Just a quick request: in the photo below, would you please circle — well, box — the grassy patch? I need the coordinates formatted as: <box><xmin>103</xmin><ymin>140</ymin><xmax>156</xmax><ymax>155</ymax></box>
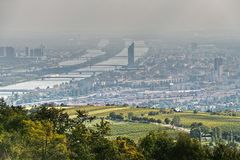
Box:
<box><xmin>106</xmin><ymin>121</ymin><xmax>177</xmax><ymax>142</ymax></box>
<box><xmin>65</xmin><ymin>106</ymin><xmax>240</xmax><ymax>135</ymax></box>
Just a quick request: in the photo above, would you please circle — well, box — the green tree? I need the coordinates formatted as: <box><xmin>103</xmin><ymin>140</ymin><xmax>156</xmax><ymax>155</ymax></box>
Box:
<box><xmin>193</xmin><ymin>110</ymin><xmax>198</xmax><ymax>114</ymax></box>
<box><xmin>211</xmin><ymin>143</ymin><xmax>240</xmax><ymax>160</ymax></box>
<box><xmin>68</xmin><ymin>123</ymin><xmax>95</xmax><ymax>160</ymax></box>
<box><xmin>212</xmin><ymin>127</ymin><xmax>222</xmax><ymax>143</ymax></box>
<box><xmin>128</xmin><ymin>112</ymin><xmax>134</xmax><ymax>121</ymax></box>
<box><xmin>171</xmin><ymin>116</ymin><xmax>181</xmax><ymax>127</ymax></box>
<box><xmin>139</xmin><ymin>131</ymin><xmax>174</xmax><ymax>160</ymax></box>
<box><xmin>0</xmin><ymin>102</ymin><xmax>28</xmax><ymax>132</ymax></box>
<box><xmin>31</xmin><ymin>106</ymin><xmax>71</xmax><ymax>134</ymax></box>
<box><xmin>113</xmin><ymin>137</ymin><xmax>144</xmax><ymax>160</ymax></box>
<box><xmin>190</xmin><ymin>127</ymin><xmax>202</xmax><ymax>141</ymax></box>
<box><xmin>164</xmin><ymin>118</ymin><xmax>171</xmax><ymax>124</ymax></box>
<box><xmin>0</xmin><ymin>131</ymin><xmax>31</xmax><ymax>159</ymax></box>
<box><xmin>95</xmin><ymin>118</ymin><xmax>111</xmax><ymax>137</ymax></box>
<box><xmin>173</xmin><ymin>133</ymin><xmax>208</xmax><ymax>160</ymax></box>
<box><xmin>73</xmin><ymin>110</ymin><xmax>95</xmax><ymax>125</ymax></box>
<box><xmin>23</xmin><ymin>120</ymin><xmax>69</xmax><ymax>160</ymax></box>
<box><xmin>68</xmin><ymin>112</ymin><xmax>112</xmax><ymax>160</ymax></box>
<box><xmin>190</xmin><ymin>123</ymin><xmax>210</xmax><ymax>142</ymax></box>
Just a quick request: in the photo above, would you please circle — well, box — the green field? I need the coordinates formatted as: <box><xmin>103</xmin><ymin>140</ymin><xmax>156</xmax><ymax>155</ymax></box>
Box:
<box><xmin>85</xmin><ymin>119</ymin><xmax>177</xmax><ymax>142</ymax></box>
<box><xmin>107</xmin><ymin>121</ymin><xmax>178</xmax><ymax>142</ymax></box>
<box><xmin>65</xmin><ymin>106</ymin><xmax>240</xmax><ymax>138</ymax></box>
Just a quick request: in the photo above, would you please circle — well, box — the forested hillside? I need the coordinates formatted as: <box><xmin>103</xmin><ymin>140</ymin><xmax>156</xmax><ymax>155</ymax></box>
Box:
<box><xmin>1</xmin><ymin>99</ymin><xmax>240</xmax><ymax>160</ymax></box>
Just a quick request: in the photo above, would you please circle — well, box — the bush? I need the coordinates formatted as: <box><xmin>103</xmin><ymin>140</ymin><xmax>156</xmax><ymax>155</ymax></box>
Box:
<box><xmin>148</xmin><ymin>111</ymin><xmax>159</xmax><ymax>116</ymax></box>
<box><xmin>193</xmin><ymin>110</ymin><xmax>198</xmax><ymax>114</ymax></box>
<box><xmin>164</xmin><ymin>118</ymin><xmax>171</xmax><ymax>124</ymax></box>
<box><xmin>108</xmin><ymin>112</ymin><xmax>124</xmax><ymax>121</ymax></box>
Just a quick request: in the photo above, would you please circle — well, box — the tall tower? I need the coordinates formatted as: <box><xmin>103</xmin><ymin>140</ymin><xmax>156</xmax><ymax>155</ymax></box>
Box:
<box><xmin>40</xmin><ymin>44</ymin><xmax>45</xmax><ymax>56</ymax></box>
<box><xmin>214</xmin><ymin>57</ymin><xmax>223</xmax><ymax>82</ymax></box>
<box><xmin>214</xmin><ymin>57</ymin><xmax>223</xmax><ymax>72</ymax></box>
<box><xmin>25</xmin><ymin>47</ymin><xmax>29</xmax><ymax>57</ymax></box>
<box><xmin>128</xmin><ymin>42</ymin><xmax>134</xmax><ymax>67</ymax></box>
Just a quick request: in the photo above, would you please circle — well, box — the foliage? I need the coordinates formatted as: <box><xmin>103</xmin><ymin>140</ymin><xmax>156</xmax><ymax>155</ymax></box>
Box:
<box><xmin>22</xmin><ymin>120</ymin><xmax>69</xmax><ymax>160</ymax></box>
<box><xmin>171</xmin><ymin>116</ymin><xmax>181</xmax><ymax>127</ymax></box>
<box><xmin>1</xmin><ymin>100</ymin><xmax>240</xmax><ymax>160</ymax></box>
<box><xmin>148</xmin><ymin>111</ymin><xmax>159</xmax><ymax>116</ymax></box>
<box><xmin>193</xmin><ymin>110</ymin><xmax>198</xmax><ymax>114</ymax></box>
<box><xmin>0</xmin><ymin>100</ymin><xmax>143</xmax><ymax>160</ymax></box>
<box><xmin>128</xmin><ymin>112</ymin><xmax>134</xmax><ymax>121</ymax></box>
<box><xmin>164</xmin><ymin>118</ymin><xmax>171</xmax><ymax>124</ymax></box>
<box><xmin>173</xmin><ymin>133</ymin><xmax>208</xmax><ymax>160</ymax></box>
<box><xmin>30</xmin><ymin>106</ymin><xmax>71</xmax><ymax>134</ymax></box>
<box><xmin>0</xmin><ymin>99</ymin><xmax>28</xmax><ymax>132</ymax></box>
<box><xmin>139</xmin><ymin>131</ymin><xmax>175</xmax><ymax>160</ymax></box>
<box><xmin>109</xmin><ymin>112</ymin><xmax>124</xmax><ymax>121</ymax></box>
<box><xmin>210</xmin><ymin>143</ymin><xmax>240</xmax><ymax>160</ymax></box>
<box><xmin>140</xmin><ymin>131</ymin><xmax>240</xmax><ymax>160</ymax></box>
<box><xmin>113</xmin><ymin>137</ymin><xmax>144</xmax><ymax>160</ymax></box>
<box><xmin>131</xmin><ymin>116</ymin><xmax>161</xmax><ymax>123</ymax></box>
<box><xmin>190</xmin><ymin>122</ymin><xmax>211</xmax><ymax>141</ymax></box>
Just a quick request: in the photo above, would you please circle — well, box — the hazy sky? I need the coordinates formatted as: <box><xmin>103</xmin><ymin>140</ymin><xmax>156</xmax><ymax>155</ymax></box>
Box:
<box><xmin>1</xmin><ymin>0</ymin><xmax>240</xmax><ymax>34</ymax></box>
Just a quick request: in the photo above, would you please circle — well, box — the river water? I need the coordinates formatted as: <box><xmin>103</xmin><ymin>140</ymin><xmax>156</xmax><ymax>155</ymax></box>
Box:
<box><xmin>0</xmin><ymin>41</ymin><xmax>148</xmax><ymax>99</ymax></box>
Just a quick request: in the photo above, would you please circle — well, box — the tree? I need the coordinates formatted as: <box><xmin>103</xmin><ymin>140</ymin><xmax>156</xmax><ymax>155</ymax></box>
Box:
<box><xmin>211</xmin><ymin>143</ymin><xmax>240</xmax><ymax>160</ymax></box>
<box><xmin>113</xmin><ymin>137</ymin><xmax>144</xmax><ymax>160</ymax></box>
<box><xmin>109</xmin><ymin>112</ymin><xmax>116</xmax><ymax>119</ymax></box>
<box><xmin>0</xmin><ymin>131</ymin><xmax>31</xmax><ymax>159</ymax></box>
<box><xmin>171</xmin><ymin>116</ymin><xmax>181</xmax><ymax>127</ymax></box>
<box><xmin>68</xmin><ymin>123</ymin><xmax>95</xmax><ymax>160</ymax></box>
<box><xmin>95</xmin><ymin>118</ymin><xmax>110</xmax><ymax>137</ymax></box>
<box><xmin>173</xmin><ymin>133</ymin><xmax>208</xmax><ymax>160</ymax></box>
<box><xmin>109</xmin><ymin>112</ymin><xmax>124</xmax><ymax>121</ymax></box>
<box><xmin>68</xmin><ymin>116</ymin><xmax>114</xmax><ymax>160</ymax></box>
<box><xmin>164</xmin><ymin>118</ymin><xmax>171</xmax><ymax>124</ymax></box>
<box><xmin>139</xmin><ymin>131</ymin><xmax>175</xmax><ymax>160</ymax></box>
<box><xmin>31</xmin><ymin>106</ymin><xmax>71</xmax><ymax>134</ymax></box>
<box><xmin>0</xmin><ymin>98</ymin><xmax>7</xmax><ymax>107</ymax></box>
<box><xmin>190</xmin><ymin>127</ymin><xmax>202</xmax><ymax>141</ymax></box>
<box><xmin>22</xmin><ymin>120</ymin><xmax>69</xmax><ymax>160</ymax></box>
<box><xmin>190</xmin><ymin>122</ymin><xmax>210</xmax><ymax>142</ymax></box>
<box><xmin>128</xmin><ymin>112</ymin><xmax>134</xmax><ymax>121</ymax></box>
<box><xmin>193</xmin><ymin>110</ymin><xmax>198</xmax><ymax>114</ymax></box>
<box><xmin>75</xmin><ymin>110</ymin><xmax>95</xmax><ymax>124</ymax></box>
<box><xmin>0</xmin><ymin>103</ymin><xmax>28</xmax><ymax>132</ymax></box>
<box><xmin>92</xmin><ymin>137</ymin><xmax>117</xmax><ymax>160</ymax></box>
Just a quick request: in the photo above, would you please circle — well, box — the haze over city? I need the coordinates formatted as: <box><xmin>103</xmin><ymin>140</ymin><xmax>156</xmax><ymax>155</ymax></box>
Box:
<box><xmin>2</xmin><ymin>1</ymin><xmax>240</xmax><ymax>159</ymax></box>
<box><xmin>1</xmin><ymin>0</ymin><xmax>240</xmax><ymax>34</ymax></box>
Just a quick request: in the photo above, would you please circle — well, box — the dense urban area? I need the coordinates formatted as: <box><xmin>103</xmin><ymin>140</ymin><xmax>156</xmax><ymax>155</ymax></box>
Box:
<box><xmin>2</xmin><ymin>0</ymin><xmax>240</xmax><ymax>159</ymax></box>
<box><xmin>1</xmin><ymin>36</ymin><xmax>240</xmax><ymax>113</ymax></box>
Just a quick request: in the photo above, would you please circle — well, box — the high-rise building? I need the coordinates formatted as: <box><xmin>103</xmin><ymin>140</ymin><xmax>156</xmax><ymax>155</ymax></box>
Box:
<box><xmin>25</xmin><ymin>47</ymin><xmax>29</xmax><ymax>57</ymax></box>
<box><xmin>128</xmin><ymin>42</ymin><xmax>134</xmax><ymax>67</ymax></box>
<box><xmin>0</xmin><ymin>47</ymin><xmax>5</xmax><ymax>57</ymax></box>
<box><xmin>33</xmin><ymin>48</ymin><xmax>43</xmax><ymax>57</ymax></box>
<box><xmin>214</xmin><ymin>57</ymin><xmax>223</xmax><ymax>72</ymax></box>
<box><xmin>5</xmin><ymin>47</ymin><xmax>16</xmax><ymax>58</ymax></box>
<box><xmin>0</xmin><ymin>46</ymin><xmax>16</xmax><ymax>58</ymax></box>
<box><xmin>40</xmin><ymin>44</ymin><xmax>45</xmax><ymax>55</ymax></box>
<box><xmin>29</xmin><ymin>46</ymin><xmax>44</xmax><ymax>57</ymax></box>
<box><xmin>30</xmin><ymin>49</ymin><xmax>34</xmax><ymax>57</ymax></box>
<box><xmin>214</xmin><ymin>57</ymin><xmax>223</xmax><ymax>82</ymax></box>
